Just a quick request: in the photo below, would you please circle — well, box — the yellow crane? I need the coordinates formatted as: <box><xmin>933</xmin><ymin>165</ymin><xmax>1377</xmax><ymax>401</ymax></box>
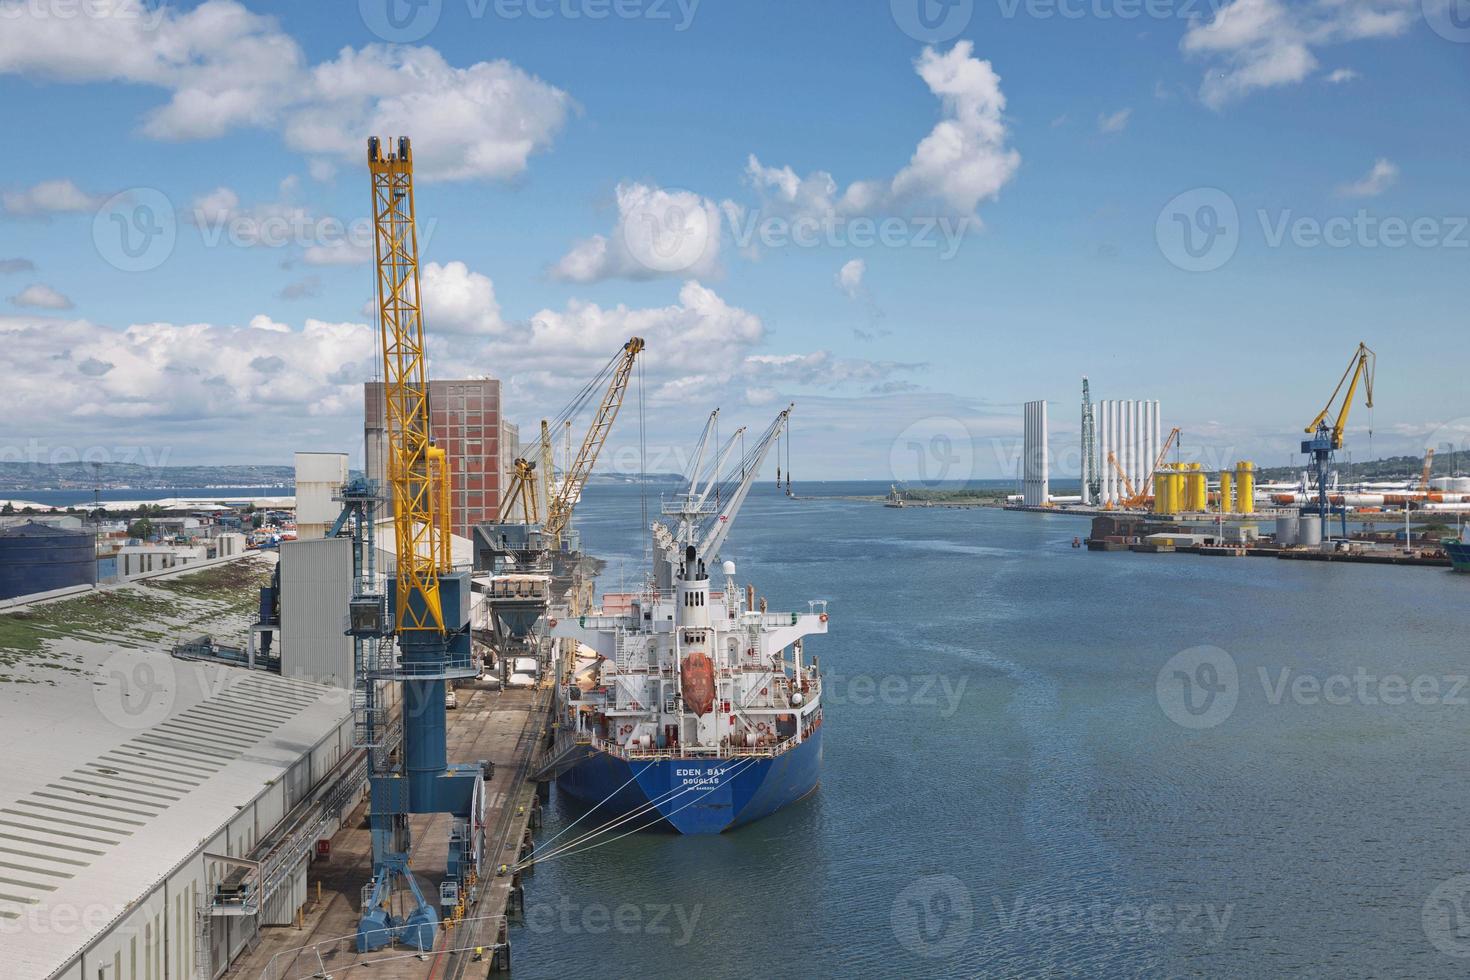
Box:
<box><xmin>1421</xmin><ymin>448</ymin><xmax>1436</xmax><ymax>492</ymax></box>
<box><xmin>1106</xmin><ymin>427</ymin><xmax>1181</xmax><ymax>509</ymax></box>
<box><xmin>368</xmin><ymin>135</ymin><xmax>446</xmax><ymax>632</ymax></box>
<box><xmin>1301</xmin><ymin>341</ymin><xmax>1375</xmax><ymax>540</ymax></box>
<box><xmin>545</xmin><ymin>337</ymin><xmax>645</xmax><ymax>542</ymax></box>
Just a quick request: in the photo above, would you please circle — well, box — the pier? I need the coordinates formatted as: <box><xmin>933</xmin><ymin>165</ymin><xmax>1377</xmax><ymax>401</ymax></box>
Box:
<box><xmin>227</xmin><ymin>681</ymin><xmax>555</xmax><ymax>980</ymax></box>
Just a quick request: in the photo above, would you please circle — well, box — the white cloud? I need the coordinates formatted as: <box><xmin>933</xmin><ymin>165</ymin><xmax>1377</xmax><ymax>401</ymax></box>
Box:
<box><xmin>1337</xmin><ymin>158</ymin><xmax>1398</xmax><ymax>198</ymax></box>
<box><xmin>0</xmin><ymin>311</ymin><xmax>376</xmax><ymax>435</ymax></box>
<box><xmin>835</xmin><ymin>259</ymin><xmax>866</xmax><ymax>299</ymax></box>
<box><xmin>10</xmin><ymin>283</ymin><xmax>72</xmax><ymax>309</ymax></box>
<box><xmin>0</xmin><ymin>1</ymin><xmax>572</xmax><ymax>182</ymax></box>
<box><xmin>2</xmin><ymin>178</ymin><xmax>105</xmax><ymax>216</ymax></box>
<box><xmin>1326</xmin><ymin>68</ymin><xmax>1360</xmax><ymax>83</ymax></box>
<box><xmin>551</xmin><ymin>183</ymin><xmax>722</xmax><ymax>283</ymax></box>
<box><xmin>420</xmin><ymin>261</ymin><xmax>503</xmax><ymax>335</ymax></box>
<box><xmin>1098</xmin><ymin>108</ymin><xmax>1132</xmax><ymax>133</ymax></box>
<box><xmin>745</xmin><ymin>41</ymin><xmax>1019</xmax><ymax>222</ymax></box>
<box><xmin>1181</xmin><ymin>0</ymin><xmax>1414</xmax><ymax>108</ymax></box>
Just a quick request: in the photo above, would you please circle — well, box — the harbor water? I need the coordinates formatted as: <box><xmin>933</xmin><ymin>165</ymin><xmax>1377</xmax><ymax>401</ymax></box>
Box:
<box><xmin>516</xmin><ymin>481</ymin><xmax>1470</xmax><ymax>978</ymax></box>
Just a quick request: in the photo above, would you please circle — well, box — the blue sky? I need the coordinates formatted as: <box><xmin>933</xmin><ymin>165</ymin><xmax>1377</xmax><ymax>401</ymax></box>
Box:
<box><xmin>1</xmin><ymin>0</ymin><xmax>1467</xmax><ymax>480</ymax></box>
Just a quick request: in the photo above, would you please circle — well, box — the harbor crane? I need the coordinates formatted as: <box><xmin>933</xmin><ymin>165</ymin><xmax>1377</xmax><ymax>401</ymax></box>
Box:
<box><xmin>545</xmin><ymin>337</ymin><xmax>644</xmax><ymax>543</ymax></box>
<box><xmin>354</xmin><ymin>136</ymin><xmax>485</xmax><ymax>953</ymax></box>
<box><xmin>664</xmin><ymin>405</ymin><xmax>790</xmax><ymax>561</ymax></box>
<box><xmin>1302</xmin><ymin>341</ymin><xmax>1375</xmax><ymax>541</ymax></box>
<box><xmin>1106</xmin><ymin>426</ymin><xmax>1181</xmax><ymax>509</ymax></box>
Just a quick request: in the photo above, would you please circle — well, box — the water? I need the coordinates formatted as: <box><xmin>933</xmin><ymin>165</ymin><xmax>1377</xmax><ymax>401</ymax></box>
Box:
<box><xmin>521</xmin><ymin>481</ymin><xmax>1468</xmax><ymax>978</ymax></box>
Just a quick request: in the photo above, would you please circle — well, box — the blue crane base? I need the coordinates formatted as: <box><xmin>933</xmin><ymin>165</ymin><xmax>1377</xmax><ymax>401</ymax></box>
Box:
<box><xmin>357</xmin><ymin>862</ymin><xmax>439</xmax><ymax>952</ymax></box>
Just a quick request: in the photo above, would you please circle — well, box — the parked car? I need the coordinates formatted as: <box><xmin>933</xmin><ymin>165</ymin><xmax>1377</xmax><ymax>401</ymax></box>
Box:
<box><xmin>445</xmin><ymin>683</ymin><xmax>458</xmax><ymax>709</ymax></box>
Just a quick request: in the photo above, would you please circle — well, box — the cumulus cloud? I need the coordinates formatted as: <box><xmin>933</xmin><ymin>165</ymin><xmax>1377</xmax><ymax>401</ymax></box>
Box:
<box><xmin>835</xmin><ymin>259</ymin><xmax>866</xmax><ymax>299</ymax></box>
<box><xmin>1337</xmin><ymin>158</ymin><xmax>1398</xmax><ymax>198</ymax></box>
<box><xmin>0</xmin><ymin>312</ymin><xmax>376</xmax><ymax>438</ymax></box>
<box><xmin>10</xmin><ymin>283</ymin><xmax>72</xmax><ymax>310</ymax></box>
<box><xmin>2</xmin><ymin>179</ymin><xmax>105</xmax><ymax>216</ymax></box>
<box><xmin>0</xmin><ymin>1</ymin><xmax>572</xmax><ymax>181</ymax></box>
<box><xmin>551</xmin><ymin>183</ymin><xmax>722</xmax><ymax>283</ymax></box>
<box><xmin>745</xmin><ymin>41</ymin><xmax>1019</xmax><ymax>223</ymax></box>
<box><xmin>420</xmin><ymin>261</ymin><xmax>503</xmax><ymax>335</ymax></box>
<box><xmin>1326</xmin><ymin>68</ymin><xmax>1360</xmax><ymax>83</ymax></box>
<box><xmin>1181</xmin><ymin>0</ymin><xmax>1414</xmax><ymax>108</ymax></box>
<box><xmin>1098</xmin><ymin>108</ymin><xmax>1132</xmax><ymax>133</ymax></box>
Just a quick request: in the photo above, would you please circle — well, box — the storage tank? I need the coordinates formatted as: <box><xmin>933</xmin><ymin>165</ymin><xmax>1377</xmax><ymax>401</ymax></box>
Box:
<box><xmin>1186</xmin><ymin>464</ymin><xmax>1207</xmax><ymax>512</ymax></box>
<box><xmin>1275</xmin><ymin>515</ymin><xmax>1300</xmax><ymax>547</ymax></box>
<box><xmin>1299</xmin><ymin>516</ymin><xmax>1323</xmax><ymax>547</ymax></box>
<box><xmin>1152</xmin><ymin>470</ymin><xmax>1173</xmax><ymax>514</ymax></box>
<box><xmin>1235</xmin><ymin>461</ymin><xmax>1255</xmax><ymax>514</ymax></box>
<box><xmin>1219</xmin><ymin>471</ymin><xmax>1234</xmax><ymax>513</ymax></box>
<box><xmin>0</xmin><ymin>522</ymin><xmax>97</xmax><ymax>601</ymax></box>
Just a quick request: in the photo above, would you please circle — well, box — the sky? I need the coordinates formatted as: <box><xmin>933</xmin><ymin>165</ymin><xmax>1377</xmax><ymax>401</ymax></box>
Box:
<box><xmin>0</xmin><ymin>0</ymin><xmax>1467</xmax><ymax>482</ymax></box>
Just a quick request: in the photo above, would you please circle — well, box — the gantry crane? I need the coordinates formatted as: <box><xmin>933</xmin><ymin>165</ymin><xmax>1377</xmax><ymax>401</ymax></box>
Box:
<box><xmin>356</xmin><ymin>136</ymin><xmax>484</xmax><ymax>953</ymax></box>
<box><xmin>1302</xmin><ymin>342</ymin><xmax>1375</xmax><ymax>541</ymax></box>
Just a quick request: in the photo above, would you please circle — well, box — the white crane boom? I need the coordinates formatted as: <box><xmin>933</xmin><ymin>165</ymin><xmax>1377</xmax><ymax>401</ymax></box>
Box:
<box><xmin>699</xmin><ymin>406</ymin><xmax>791</xmax><ymax>560</ymax></box>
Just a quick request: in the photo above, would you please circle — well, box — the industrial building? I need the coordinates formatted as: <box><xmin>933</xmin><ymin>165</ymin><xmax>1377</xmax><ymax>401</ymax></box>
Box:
<box><xmin>0</xmin><ymin>555</ymin><xmax>359</xmax><ymax>980</ymax></box>
<box><xmin>292</xmin><ymin>452</ymin><xmax>349</xmax><ymax>542</ymax></box>
<box><xmin>1022</xmin><ymin>400</ymin><xmax>1049</xmax><ymax>506</ymax></box>
<box><xmin>365</xmin><ymin>379</ymin><xmax>510</xmax><ymax>538</ymax></box>
<box><xmin>1098</xmin><ymin>399</ymin><xmax>1162</xmax><ymax>507</ymax></box>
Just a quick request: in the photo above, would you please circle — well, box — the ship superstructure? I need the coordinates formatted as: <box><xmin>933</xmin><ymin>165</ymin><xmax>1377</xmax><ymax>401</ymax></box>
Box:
<box><xmin>542</xmin><ymin>406</ymin><xmax>828</xmax><ymax>833</ymax></box>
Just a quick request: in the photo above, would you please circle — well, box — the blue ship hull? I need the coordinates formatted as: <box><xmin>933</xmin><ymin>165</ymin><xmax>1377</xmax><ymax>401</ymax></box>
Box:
<box><xmin>1447</xmin><ymin>539</ymin><xmax>1470</xmax><ymax>573</ymax></box>
<box><xmin>556</xmin><ymin>728</ymin><xmax>822</xmax><ymax>834</ymax></box>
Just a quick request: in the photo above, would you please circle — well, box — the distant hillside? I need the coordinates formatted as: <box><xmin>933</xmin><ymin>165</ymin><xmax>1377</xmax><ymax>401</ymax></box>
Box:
<box><xmin>0</xmin><ymin>462</ymin><xmax>297</xmax><ymax>491</ymax></box>
<box><xmin>1254</xmin><ymin>453</ymin><xmax>1467</xmax><ymax>483</ymax></box>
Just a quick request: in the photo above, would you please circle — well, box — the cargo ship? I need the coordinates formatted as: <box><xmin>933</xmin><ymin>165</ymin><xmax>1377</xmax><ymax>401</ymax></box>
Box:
<box><xmin>1446</xmin><ymin>537</ymin><xmax>1470</xmax><ymax>573</ymax></box>
<box><xmin>543</xmin><ymin>407</ymin><xmax>828</xmax><ymax>833</ymax></box>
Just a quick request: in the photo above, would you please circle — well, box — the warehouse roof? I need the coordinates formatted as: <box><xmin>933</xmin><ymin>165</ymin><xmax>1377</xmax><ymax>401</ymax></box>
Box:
<box><xmin>0</xmin><ymin>557</ymin><xmax>351</xmax><ymax>979</ymax></box>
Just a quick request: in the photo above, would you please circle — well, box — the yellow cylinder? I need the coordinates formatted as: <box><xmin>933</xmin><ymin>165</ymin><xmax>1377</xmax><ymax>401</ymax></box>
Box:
<box><xmin>1152</xmin><ymin>471</ymin><xmax>1171</xmax><ymax>514</ymax></box>
<box><xmin>1188</xmin><ymin>464</ymin><xmax>1206</xmax><ymax>512</ymax></box>
<box><xmin>1220</xmin><ymin>471</ymin><xmax>1234</xmax><ymax>513</ymax></box>
<box><xmin>1235</xmin><ymin>461</ymin><xmax>1255</xmax><ymax>514</ymax></box>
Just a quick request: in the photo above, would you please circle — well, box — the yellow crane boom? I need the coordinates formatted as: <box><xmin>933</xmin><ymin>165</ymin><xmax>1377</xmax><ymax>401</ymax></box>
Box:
<box><xmin>1304</xmin><ymin>341</ymin><xmax>1375</xmax><ymax>451</ymax></box>
<box><xmin>545</xmin><ymin>337</ymin><xmax>645</xmax><ymax>541</ymax></box>
<box><xmin>368</xmin><ymin>136</ymin><xmax>444</xmax><ymax>632</ymax></box>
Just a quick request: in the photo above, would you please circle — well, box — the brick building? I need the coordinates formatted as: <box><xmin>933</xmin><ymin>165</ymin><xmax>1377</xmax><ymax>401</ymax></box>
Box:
<box><xmin>365</xmin><ymin>379</ymin><xmax>510</xmax><ymax>538</ymax></box>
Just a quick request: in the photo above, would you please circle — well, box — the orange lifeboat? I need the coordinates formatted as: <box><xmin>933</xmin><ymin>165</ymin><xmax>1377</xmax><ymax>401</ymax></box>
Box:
<box><xmin>680</xmin><ymin>651</ymin><xmax>716</xmax><ymax>717</ymax></box>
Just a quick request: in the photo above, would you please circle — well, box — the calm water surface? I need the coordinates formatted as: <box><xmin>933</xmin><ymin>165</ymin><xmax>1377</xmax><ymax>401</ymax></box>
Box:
<box><xmin>513</xmin><ymin>482</ymin><xmax>1470</xmax><ymax>979</ymax></box>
